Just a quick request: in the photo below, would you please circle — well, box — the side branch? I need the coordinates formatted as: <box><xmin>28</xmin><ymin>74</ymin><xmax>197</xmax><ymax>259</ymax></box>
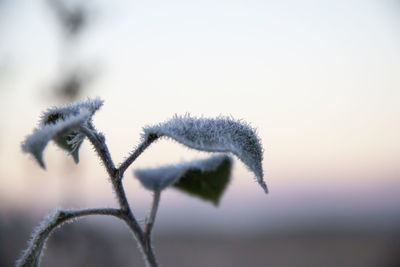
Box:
<box><xmin>16</xmin><ymin>208</ymin><xmax>121</xmax><ymax>267</ymax></box>
<box><xmin>80</xmin><ymin>125</ymin><xmax>116</xmax><ymax>177</ymax></box>
<box><xmin>145</xmin><ymin>190</ymin><xmax>161</xmax><ymax>238</ymax></box>
<box><xmin>118</xmin><ymin>134</ymin><xmax>158</xmax><ymax>176</ymax></box>
<box><xmin>110</xmin><ymin>179</ymin><xmax>159</xmax><ymax>266</ymax></box>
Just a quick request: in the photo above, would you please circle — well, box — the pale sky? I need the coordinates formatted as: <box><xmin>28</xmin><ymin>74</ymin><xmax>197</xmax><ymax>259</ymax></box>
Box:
<box><xmin>0</xmin><ymin>0</ymin><xmax>399</xmax><ymax>229</ymax></box>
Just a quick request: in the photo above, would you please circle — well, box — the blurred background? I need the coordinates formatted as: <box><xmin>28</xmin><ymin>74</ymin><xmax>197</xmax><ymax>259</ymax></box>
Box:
<box><xmin>1</xmin><ymin>0</ymin><xmax>400</xmax><ymax>266</ymax></box>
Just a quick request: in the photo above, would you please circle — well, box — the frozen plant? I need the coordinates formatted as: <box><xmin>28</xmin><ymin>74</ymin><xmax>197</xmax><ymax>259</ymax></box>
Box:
<box><xmin>17</xmin><ymin>98</ymin><xmax>267</xmax><ymax>267</ymax></box>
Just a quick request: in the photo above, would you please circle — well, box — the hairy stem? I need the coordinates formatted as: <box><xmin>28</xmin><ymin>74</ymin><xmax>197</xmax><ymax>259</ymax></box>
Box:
<box><xmin>121</xmin><ymin>211</ymin><xmax>159</xmax><ymax>267</ymax></box>
<box><xmin>145</xmin><ymin>190</ymin><xmax>161</xmax><ymax>238</ymax></box>
<box><xmin>17</xmin><ymin>208</ymin><xmax>121</xmax><ymax>267</ymax></box>
<box><xmin>22</xmin><ymin>125</ymin><xmax>162</xmax><ymax>266</ymax></box>
<box><xmin>112</xmin><ymin>174</ymin><xmax>159</xmax><ymax>267</ymax></box>
<box><xmin>118</xmin><ymin>134</ymin><xmax>158</xmax><ymax>176</ymax></box>
<box><xmin>83</xmin><ymin>127</ymin><xmax>159</xmax><ymax>266</ymax></box>
<box><xmin>80</xmin><ymin>125</ymin><xmax>116</xmax><ymax>177</ymax></box>
<box><xmin>139</xmin><ymin>190</ymin><xmax>161</xmax><ymax>266</ymax></box>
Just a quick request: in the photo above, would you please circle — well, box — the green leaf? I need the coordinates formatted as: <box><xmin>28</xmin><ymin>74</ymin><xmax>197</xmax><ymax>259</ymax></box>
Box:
<box><xmin>134</xmin><ymin>154</ymin><xmax>233</xmax><ymax>205</ymax></box>
<box><xmin>173</xmin><ymin>156</ymin><xmax>232</xmax><ymax>206</ymax></box>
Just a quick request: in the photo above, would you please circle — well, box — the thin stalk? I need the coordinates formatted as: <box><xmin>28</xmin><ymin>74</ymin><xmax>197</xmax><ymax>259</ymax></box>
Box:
<box><xmin>139</xmin><ymin>190</ymin><xmax>161</xmax><ymax>266</ymax></box>
<box><xmin>82</xmin><ymin>126</ymin><xmax>159</xmax><ymax>267</ymax></box>
<box><xmin>79</xmin><ymin>125</ymin><xmax>116</xmax><ymax>177</ymax></box>
<box><xmin>17</xmin><ymin>208</ymin><xmax>121</xmax><ymax>267</ymax></box>
<box><xmin>145</xmin><ymin>190</ymin><xmax>161</xmax><ymax>238</ymax></box>
<box><xmin>121</xmin><ymin>211</ymin><xmax>159</xmax><ymax>267</ymax></box>
<box><xmin>111</xmin><ymin>174</ymin><xmax>159</xmax><ymax>267</ymax></box>
<box><xmin>118</xmin><ymin>134</ymin><xmax>158</xmax><ymax>176</ymax></box>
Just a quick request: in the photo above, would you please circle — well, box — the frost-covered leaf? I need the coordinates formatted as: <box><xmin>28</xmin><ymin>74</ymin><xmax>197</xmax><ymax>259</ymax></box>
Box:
<box><xmin>173</xmin><ymin>154</ymin><xmax>232</xmax><ymax>206</ymax></box>
<box><xmin>143</xmin><ymin>115</ymin><xmax>268</xmax><ymax>193</ymax></box>
<box><xmin>51</xmin><ymin>131</ymin><xmax>84</xmax><ymax>163</ymax></box>
<box><xmin>22</xmin><ymin>110</ymin><xmax>90</xmax><ymax>168</ymax></box>
<box><xmin>21</xmin><ymin>98</ymin><xmax>103</xmax><ymax>168</ymax></box>
<box><xmin>42</xmin><ymin>112</ymin><xmax>85</xmax><ymax>164</ymax></box>
<box><xmin>40</xmin><ymin>97</ymin><xmax>103</xmax><ymax>125</ymax></box>
<box><xmin>134</xmin><ymin>154</ymin><xmax>232</xmax><ymax>205</ymax></box>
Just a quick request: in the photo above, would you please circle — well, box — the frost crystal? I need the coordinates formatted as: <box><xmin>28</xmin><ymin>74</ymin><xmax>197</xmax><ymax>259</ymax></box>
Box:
<box><xmin>21</xmin><ymin>98</ymin><xmax>103</xmax><ymax>168</ymax></box>
<box><xmin>134</xmin><ymin>154</ymin><xmax>231</xmax><ymax>192</ymax></box>
<box><xmin>143</xmin><ymin>115</ymin><xmax>268</xmax><ymax>193</ymax></box>
<box><xmin>16</xmin><ymin>210</ymin><xmax>60</xmax><ymax>267</ymax></box>
<box><xmin>40</xmin><ymin>98</ymin><xmax>103</xmax><ymax>125</ymax></box>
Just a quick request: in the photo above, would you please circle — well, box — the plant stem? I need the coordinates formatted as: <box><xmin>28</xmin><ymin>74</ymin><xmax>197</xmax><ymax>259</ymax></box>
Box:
<box><xmin>79</xmin><ymin>125</ymin><xmax>116</xmax><ymax>177</ymax></box>
<box><xmin>145</xmin><ymin>190</ymin><xmax>161</xmax><ymax>238</ymax></box>
<box><xmin>139</xmin><ymin>190</ymin><xmax>161</xmax><ymax>266</ymax></box>
<box><xmin>121</xmin><ymin>210</ymin><xmax>159</xmax><ymax>267</ymax></box>
<box><xmin>17</xmin><ymin>208</ymin><xmax>121</xmax><ymax>267</ymax></box>
<box><xmin>82</xmin><ymin>126</ymin><xmax>159</xmax><ymax>266</ymax></box>
<box><xmin>112</xmin><ymin>173</ymin><xmax>159</xmax><ymax>267</ymax></box>
<box><xmin>118</xmin><ymin>134</ymin><xmax>158</xmax><ymax>176</ymax></box>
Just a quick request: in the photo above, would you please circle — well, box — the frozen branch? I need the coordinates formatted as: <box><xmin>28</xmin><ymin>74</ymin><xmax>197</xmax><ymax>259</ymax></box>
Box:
<box><xmin>16</xmin><ymin>208</ymin><xmax>121</xmax><ymax>267</ymax></box>
<box><xmin>118</xmin><ymin>134</ymin><xmax>158</xmax><ymax>177</ymax></box>
<box><xmin>145</xmin><ymin>190</ymin><xmax>161</xmax><ymax>238</ymax></box>
<box><xmin>79</xmin><ymin>125</ymin><xmax>116</xmax><ymax>177</ymax></box>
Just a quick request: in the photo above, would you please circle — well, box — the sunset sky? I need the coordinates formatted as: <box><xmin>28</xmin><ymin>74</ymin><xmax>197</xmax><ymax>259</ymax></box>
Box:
<box><xmin>0</xmin><ymin>0</ymin><xmax>399</xmax><ymax>230</ymax></box>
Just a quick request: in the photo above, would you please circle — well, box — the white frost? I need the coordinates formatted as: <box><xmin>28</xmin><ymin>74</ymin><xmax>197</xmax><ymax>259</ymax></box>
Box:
<box><xmin>22</xmin><ymin>110</ymin><xmax>91</xmax><ymax>168</ymax></box>
<box><xmin>134</xmin><ymin>154</ymin><xmax>232</xmax><ymax>191</ymax></box>
<box><xmin>21</xmin><ymin>98</ymin><xmax>103</xmax><ymax>168</ymax></box>
<box><xmin>142</xmin><ymin>115</ymin><xmax>268</xmax><ymax>193</ymax></box>
<box><xmin>39</xmin><ymin>97</ymin><xmax>103</xmax><ymax>126</ymax></box>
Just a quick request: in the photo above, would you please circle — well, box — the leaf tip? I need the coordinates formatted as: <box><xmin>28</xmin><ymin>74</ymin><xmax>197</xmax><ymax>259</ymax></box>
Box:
<box><xmin>143</xmin><ymin>115</ymin><xmax>265</xmax><ymax>192</ymax></box>
<box><xmin>260</xmin><ymin>180</ymin><xmax>268</xmax><ymax>194</ymax></box>
<box><xmin>22</xmin><ymin>139</ymin><xmax>46</xmax><ymax>169</ymax></box>
<box><xmin>37</xmin><ymin>158</ymin><xmax>46</xmax><ymax>169</ymax></box>
<box><xmin>72</xmin><ymin>149</ymin><xmax>80</xmax><ymax>164</ymax></box>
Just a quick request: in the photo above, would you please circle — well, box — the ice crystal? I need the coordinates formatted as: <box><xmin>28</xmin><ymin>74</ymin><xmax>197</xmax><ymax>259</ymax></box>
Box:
<box><xmin>21</xmin><ymin>98</ymin><xmax>103</xmax><ymax>168</ymax></box>
<box><xmin>143</xmin><ymin>115</ymin><xmax>267</xmax><ymax>193</ymax></box>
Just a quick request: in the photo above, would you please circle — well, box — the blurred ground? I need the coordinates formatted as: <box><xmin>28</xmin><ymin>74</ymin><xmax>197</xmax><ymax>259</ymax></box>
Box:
<box><xmin>2</xmin><ymin>213</ymin><xmax>399</xmax><ymax>267</ymax></box>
